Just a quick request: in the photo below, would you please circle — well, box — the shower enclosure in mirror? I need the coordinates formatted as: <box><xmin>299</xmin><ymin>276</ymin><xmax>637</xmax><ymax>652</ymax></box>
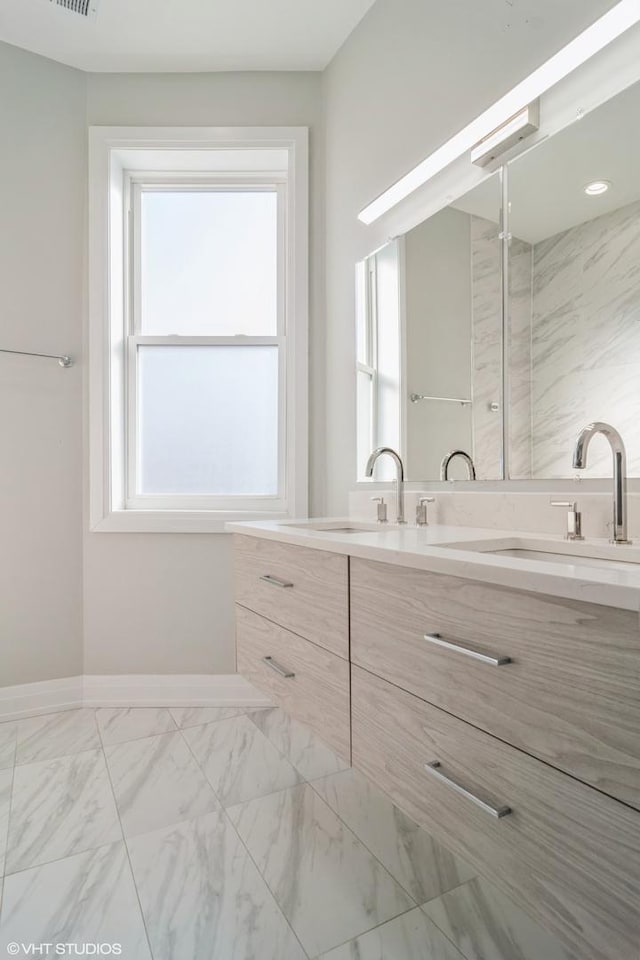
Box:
<box><xmin>356</xmin><ymin>173</ymin><xmax>504</xmax><ymax>481</ymax></box>
<box><xmin>356</xmin><ymin>75</ymin><xmax>640</xmax><ymax>484</ymax></box>
<box><xmin>506</xmin><ymin>78</ymin><xmax>640</xmax><ymax>479</ymax></box>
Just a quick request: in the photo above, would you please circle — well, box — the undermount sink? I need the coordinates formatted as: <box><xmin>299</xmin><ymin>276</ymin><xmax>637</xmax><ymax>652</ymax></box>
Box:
<box><xmin>284</xmin><ymin>520</ymin><xmax>392</xmax><ymax>534</ymax></box>
<box><xmin>440</xmin><ymin>536</ymin><xmax>640</xmax><ymax>573</ymax></box>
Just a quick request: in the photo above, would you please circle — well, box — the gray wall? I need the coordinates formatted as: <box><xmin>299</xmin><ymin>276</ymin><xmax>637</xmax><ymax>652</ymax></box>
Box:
<box><xmin>0</xmin><ymin>44</ymin><xmax>85</xmax><ymax>685</ymax></box>
<box><xmin>404</xmin><ymin>208</ymin><xmax>472</xmax><ymax>479</ymax></box>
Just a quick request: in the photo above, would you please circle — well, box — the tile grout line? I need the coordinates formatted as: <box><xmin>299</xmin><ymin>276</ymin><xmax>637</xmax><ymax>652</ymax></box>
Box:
<box><xmin>217</xmin><ymin>713</ymin><xmax>423</xmax><ymax>953</ymax></box>
<box><xmin>244</xmin><ymin>714</ymin><xmax>426</xmax><ymax>912</ymax></box>
<box><xmin>416</xmin><ymin>888</ymin><xmax>485</xmax><ymax>960</ymax></box>
<box><xmin>177</xmin><ymin>717</ymin><xmax>312</xmax><ymax>960</ymax></box>
<box><xmin>308</xmin><ymin>902</ymin><xmax>468</xmax><ymax>960</ymax></box>
<box><xmin>96</xmin><ymin>709</ymin><xmax>157</xmax><ymax>960</ymax></box>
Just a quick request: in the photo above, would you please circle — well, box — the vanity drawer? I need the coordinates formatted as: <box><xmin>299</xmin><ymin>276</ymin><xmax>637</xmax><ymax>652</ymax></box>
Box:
<box><xmin>350</xmin><ymin>557</ymin><xmax>640</xmax><ymax>808</ymax></box>
<box><xmin>236</xmin><ymin>605</ymin><xmax>351</xmax><ymax>762</ymax></box>
<box><xmin>352</xmin><ymin>665</ymin><xmax>640</xmax><ymax>960</ymax></box>
<box><xmin>234</xmin><ymin>535</ymin><xmax>349</xmax><ymax>658</ymax></box>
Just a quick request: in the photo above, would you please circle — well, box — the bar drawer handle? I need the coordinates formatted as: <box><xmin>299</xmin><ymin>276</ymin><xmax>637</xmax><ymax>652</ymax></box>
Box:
<box><xmin>263</xmin><ymin>656</ymin><xmax>295</xmax><ymax>679</ymax></box>
<box><xmin>425</xmin><ymin>761</ymin><xmax>511</xmax><ymax>819</ymax></box>
<box><xmin>424</xmin><ymin>632</ymin><xmax>511</xmax><ymax>666</ymax></box>
<box><xmin>260</xmin><ymin>574</ymin><xmax>294</xmax><ymax>589</ymax></box>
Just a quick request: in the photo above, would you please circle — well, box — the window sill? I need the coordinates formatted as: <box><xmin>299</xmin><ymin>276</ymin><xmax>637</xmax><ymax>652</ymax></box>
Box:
<box><xmin>91</xmin><ymin>510</ymin><xmax>291</xmax><ymax>534</ymax></box>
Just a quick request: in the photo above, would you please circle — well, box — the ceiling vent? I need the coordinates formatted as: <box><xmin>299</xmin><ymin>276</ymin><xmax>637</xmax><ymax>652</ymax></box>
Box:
<box><xmin>50</xmin><ymin>0</ymin><xmax>100</xmax><ymax>19</ymax></box>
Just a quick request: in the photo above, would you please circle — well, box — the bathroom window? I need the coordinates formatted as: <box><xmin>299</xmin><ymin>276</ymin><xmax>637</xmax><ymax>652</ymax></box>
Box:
<box><xmin>129</xmin><ymin>184</ymin><xmax>283</xmax><ymax>504</ymax></box>
<box><xmin>89</xmin><ymin>128</ymin><xmax>308</xmax><ymax>532</ymax></box>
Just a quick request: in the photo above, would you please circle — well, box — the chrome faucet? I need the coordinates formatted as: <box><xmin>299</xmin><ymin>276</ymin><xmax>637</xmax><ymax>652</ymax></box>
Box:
<box><xmin>572</xmin><ymin>422</ymin><xmax>631</xmax><ymax>544</ymax></box>
<box><xmin>440</xmin><ymin>450</ymin><xmax>476</xmax><ymax>481</ymax></box>
<box><xmin>365</xmin><ymin>447</ymin><xmax>407</xmax><ymax>524</ymax></box>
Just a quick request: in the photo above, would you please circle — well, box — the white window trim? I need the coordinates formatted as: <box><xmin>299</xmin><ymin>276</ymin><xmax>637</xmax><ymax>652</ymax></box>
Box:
<box><xmin>88</xmin><ymin>126</ymin><xmax>309</xmax><ymax>533</ymax></box>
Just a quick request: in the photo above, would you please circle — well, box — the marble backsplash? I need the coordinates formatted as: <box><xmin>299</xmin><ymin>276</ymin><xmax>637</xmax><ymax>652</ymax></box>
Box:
<box><xmin>349</xmin><ymin>487</ymin><xmax>640</xmax><ymax>540</ymax></box>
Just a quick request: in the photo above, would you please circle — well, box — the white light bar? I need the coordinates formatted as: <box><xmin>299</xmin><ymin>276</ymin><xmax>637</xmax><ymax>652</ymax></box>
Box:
<box><xmin>470</xmin><ymin>101</ymin><xmax>539</xmax><ymax>167</ymax></box>
<box><xmin>358</xmin><ymin>0</ymin><xmax>640</xmax><ymax>224</ymax></box>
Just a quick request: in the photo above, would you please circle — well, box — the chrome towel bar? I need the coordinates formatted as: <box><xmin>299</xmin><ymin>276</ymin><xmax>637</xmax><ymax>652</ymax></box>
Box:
<box><xmin>0</xmin><ymin>348</ymin><xmax>73</xmax><ymax>367</ymax></box>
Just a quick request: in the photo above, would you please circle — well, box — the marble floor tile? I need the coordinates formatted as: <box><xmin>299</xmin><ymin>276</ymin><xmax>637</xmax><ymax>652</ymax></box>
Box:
<box><xmin>183</xmin><ymin>714</ymin><xmax>301</xmax><ymax>807</ymax></box>
<box><xmin>15</xmin><ymin>709</ymin><xmax>100</xmax><ymax>765</ymax></box>
<box><xmin>312</xmin><ymin>768</ymin><xmax>475</xmax><ymax>903</ymax></box>
<box><xmin>170</xmin><ymin>705</ymin><xmax>262</xmax><ymax>728</ymax></box>
<box><xmin>0</xmin><ymin>724</ymin><xmax>17</xmax><ymax>771</ymax></box>
<box><xmin>228</xmin><ymin>783</ymin><xmax>413</xmax><ymax>957</ymax></box>
<box><xmin>423</xmin><ymin>876</ymin><xmax>575</xmax><ymax>960</ymax></box>
<box><xmin>105</xmin><ymin>731</ymin><xmax>219</xmax><ymax>837</ymax></box>
<box><xmin>319</xmin><ymin>906</ymin><xmax>466</xmax><ymax>960</ymax></box>
<box><xmin>6</xmin><ymin>749</ymin><xmax>121</xmax><ymax>874</ymax></box>
<box><xmin>0</xmin><ymin>769</ymin><xmax>12</xmax><ymax>875</ymax></box>
<box><xmin>250</xmin><ymin>707</ymin><xmax>350</xmax><ymax>781</ymax></box>
<box><xmin>127</xmin><ymin>810</ymin><xmax>306</xmax><ymax>960</ymax></box>
<box><xmin>96</xmin><ymin>707</ymin><xmax>176</xmax><ymax>745</ymax></box>
<box><xmin>0</xmin><ymin>842</ymin><xmax>151</xmax><ymax>959</ymax></box>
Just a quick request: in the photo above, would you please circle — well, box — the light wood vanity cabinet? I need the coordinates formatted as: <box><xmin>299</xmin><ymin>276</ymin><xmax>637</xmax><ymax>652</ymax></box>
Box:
<box><xmin>350</xmin><ymin>557</ymin><xmax>640</xmax><ymax>809</ymax></box>
<box><xmin>233</xmin><ymin>533</ymin><xmax>640</xmax><ymax>960</ymax></box>
<box><xmin>351</xmin><ymin>665</ymin><xmax>640</xmax><ymax>960</ymax></box>
<box><xmin>233</xmin><ymin>535</ymin><xmax>351</xmax><ymax>763</ymax></box>
<box><xmin>233</xmin><ymin>534</ymin><xmax>349</xmax><ymax>659</ymax></box>
<box><xmin>236</xmin><ymin>604</ymin><xmax>351</xmax><ymax>761</ymax></box>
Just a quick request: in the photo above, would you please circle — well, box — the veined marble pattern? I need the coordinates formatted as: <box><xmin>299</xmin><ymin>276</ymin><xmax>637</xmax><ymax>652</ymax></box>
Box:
<box><xmin>319</xmin><ymin>907</ymin><xmax>466</xmax><ymax>960</ymax></box>
<box><xmin>0</xmin><ymin>842</ymin><xmax>151</xmax><ymax>959</ymax></box>
<box><xmin>96</xmin><ymin>707</ymin><xmax>176</xmax><ymax>745</ymax></box>
<box><xmin>527</xmin><ymin>200</ymin><xmax>640</xmax><ymax>479</ymax></box>
<box><xmin>228</xmin><ymin>782</ymin><xmax>413</xmax><ymax>956</ymax></box>
<box><xmin>15</xmin><ymin>709</ymin><xmax>101</xmax><ymax>765</ymax></box>
<box><xmin>0</xmin><ymin>704</ymin><xmax>578</xmax><ymax>960</ymax></box>
<box><xmin>0</xmin><ymin>724</ymin><xmax>16</xmax><ymax>771</ymax></box>
<box><xmin>183</xmin><ymin>714</ymin><xmax>301</xmax><ymax>807</ymax></box>
<box><xmin>6</xmin><ymin>749</ymin><xmax>121</xmax><ymax>874</ymax></box>
<box><xmin>250</xmin><ymin>707</ymin><xmax>350</xmax><ymax>781</ymax></box>
<box><xmin>312</xmin><ymin>768</ymin><xmax>475</xmax><ymax>903</ymax></box>
<box><xmin>127</xmin><ymin>810</ymin><xmax>305</xmax><ymax>960</ymax></box>
<box><xmin>423</xmin><ymin>877</ymin><xmax>576</xmax><ymax>960</ymax></box>
<box><xmin>105</xmin><ymin>731</ymin><xmax>219</xmax><ymax>837</ymax></box>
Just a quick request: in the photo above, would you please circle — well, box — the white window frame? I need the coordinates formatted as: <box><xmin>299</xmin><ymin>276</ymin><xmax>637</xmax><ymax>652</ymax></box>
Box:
<box><xmin>88</xmin><ymin>127</ymin><xmax>308</xmax><ymax>533</ymax></box>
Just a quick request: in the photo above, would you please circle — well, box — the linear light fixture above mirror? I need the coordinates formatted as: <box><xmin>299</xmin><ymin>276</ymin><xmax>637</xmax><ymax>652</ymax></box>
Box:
<box><xmin>358</xmin><ymin>0</ymin><xmax>640</xmax><ymax>225</ymax></box>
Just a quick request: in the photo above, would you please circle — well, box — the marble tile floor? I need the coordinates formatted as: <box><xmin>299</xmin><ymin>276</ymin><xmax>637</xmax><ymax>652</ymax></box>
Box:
<box><xmin>0</xmin><ymin>704</ymin><xmax>578</xmax><ymax>960</ymax></box>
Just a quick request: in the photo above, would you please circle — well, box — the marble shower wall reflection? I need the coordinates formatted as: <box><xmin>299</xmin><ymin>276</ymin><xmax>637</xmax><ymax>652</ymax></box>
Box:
<box><xmin>508</xmin><ymin>199</ymin><xmax>640</xmax><ymax>478</ymax></box>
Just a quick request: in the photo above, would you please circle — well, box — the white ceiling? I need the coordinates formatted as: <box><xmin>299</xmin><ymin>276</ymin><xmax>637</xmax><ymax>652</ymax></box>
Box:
<box><xmin>453</xmin><ymin>77</ymin><xmax>640</xmax><ymax>245</ymax></box>
<box><xmin>0</xmin><ymin>0</ymin><xmax>375</xmax><ymax>72</ymax></box>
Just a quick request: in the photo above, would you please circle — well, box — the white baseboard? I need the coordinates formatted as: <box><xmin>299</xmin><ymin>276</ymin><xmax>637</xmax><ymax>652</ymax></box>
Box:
<box><xmin>0</xmin><ymin>676</ymin><xmax>83</xmax><ymax>721</ymax></box>
<box><xmin>82</xmin><ymin>674</ymin><xmax>272</xmax><ymax>708</ymax></box>
<box><xmin>0</xmin><ymin>674</ymin><xmax>271</xmax><ymax>722</ymax></box>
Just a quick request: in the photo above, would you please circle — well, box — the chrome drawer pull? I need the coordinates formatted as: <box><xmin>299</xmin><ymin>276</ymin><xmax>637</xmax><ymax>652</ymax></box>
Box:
<box><xmin>262</xmin><ymin>656</ymin><xmax>295</xmax><ymax>679</ymax></box>
<box><xmin>424</xmin><ymin>632</ymin><xmax>511</xmax><ymax>666</ymax></box>
<box><xmin>260</xmin><ymin>574</ymin><xmax>294</xmax><ymax>589</ymax></box>
<box><xmin>425</xmin><ymin>761</ymin><xmax>511</xmax><ymax>819</ymax></box>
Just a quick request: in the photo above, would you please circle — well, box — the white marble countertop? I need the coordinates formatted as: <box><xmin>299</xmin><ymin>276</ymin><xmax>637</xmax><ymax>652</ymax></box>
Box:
<box><xmin>226</xmin><ymin>518</ymin><xmax>640</xmax><ymax>612</ymax></box>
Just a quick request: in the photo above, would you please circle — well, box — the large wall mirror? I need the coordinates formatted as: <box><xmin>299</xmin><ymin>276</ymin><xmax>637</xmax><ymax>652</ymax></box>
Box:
<box><xmin>356</xmin><ymin>174</ymin><xmax>504</xmax><ymax>481</ymax></box>
<box><xmin>356</xmin><ymin>75</ymin><xmax>640</xmax><ymax>483</ymax></box>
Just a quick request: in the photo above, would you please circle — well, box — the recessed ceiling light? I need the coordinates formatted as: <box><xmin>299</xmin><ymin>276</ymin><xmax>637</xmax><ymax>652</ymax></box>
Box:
<box><xmin>584</xmin><ymin>180</ymin><xmax>611</xmax><ymax>196</ymax></box>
